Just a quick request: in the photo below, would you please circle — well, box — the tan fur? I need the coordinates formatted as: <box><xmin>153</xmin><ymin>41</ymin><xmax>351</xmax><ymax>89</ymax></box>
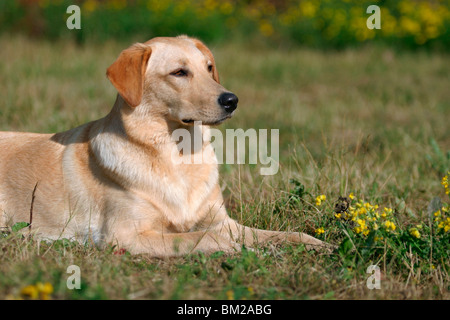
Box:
<box><xmin>0</xmin><ymin>36</ymin><xmax>331</xmax><ymax>257</ymax></box>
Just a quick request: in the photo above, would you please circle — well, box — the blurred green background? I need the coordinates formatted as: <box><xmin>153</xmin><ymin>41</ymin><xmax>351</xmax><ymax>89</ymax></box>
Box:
<box><xmin>1</xmin><ymin>0</ymin><xmax>449</xmax><ymax>50</ymax></box>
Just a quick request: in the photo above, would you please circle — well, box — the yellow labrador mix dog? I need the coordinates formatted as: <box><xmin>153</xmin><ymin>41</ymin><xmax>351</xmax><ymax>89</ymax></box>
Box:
<box><xmin>0</xmin><ymin>36</ymin><xmax>329</xmax><ymax>257</ymax></box>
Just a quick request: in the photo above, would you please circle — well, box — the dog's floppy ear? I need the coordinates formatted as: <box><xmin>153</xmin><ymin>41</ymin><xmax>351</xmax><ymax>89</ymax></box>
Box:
<box><xmin>190</xmin><ymin>38</ymin><xmax>220</xmax><ymax>84</ymax></box>
<box><xmin>106</xmin><ymin>44</ymin><xmax>152</xmax><ymax>108</ymax></box>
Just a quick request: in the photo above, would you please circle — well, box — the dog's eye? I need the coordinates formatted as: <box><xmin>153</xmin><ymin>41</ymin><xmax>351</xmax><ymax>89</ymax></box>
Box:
<box><xmin>171</xmin><ymin>69</ymin><xmax>188</xmax><ymax>77</ymax></box>
<box><xmin>207</xmin><ymin>65</ymin><xmax>213</xmax><ymax>72</ymax></box>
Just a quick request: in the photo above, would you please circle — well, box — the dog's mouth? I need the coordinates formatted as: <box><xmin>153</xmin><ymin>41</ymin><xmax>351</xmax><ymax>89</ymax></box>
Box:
<box><xmin>181</xmin><ymin>114</ymin><xmax>232</xmax><ymax>126</ymax></box>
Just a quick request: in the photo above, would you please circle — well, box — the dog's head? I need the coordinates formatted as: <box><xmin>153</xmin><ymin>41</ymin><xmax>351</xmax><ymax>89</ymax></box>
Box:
<box><xmin>106</xmin><ymin>36</ymin><xmax>238</xmax><ymax>126</ymax></box>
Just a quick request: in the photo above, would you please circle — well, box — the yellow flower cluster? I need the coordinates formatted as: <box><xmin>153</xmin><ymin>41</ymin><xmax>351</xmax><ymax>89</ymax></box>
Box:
<box><xmin>277</xmin><ymin>0</ymin><xmax>450</xmax><ymax>44</ymax></box>
<box><xmin>442</xmin><ymin>172</ymin><xmax>449</xmax><ymax>195</ymax></box>
<box><xmin>315</xmin><ymin>227</ymin><xmax>325</xmax><ymax>235</ymax></box>
<box><xmin>7</xmin><ymin>282</ymin><xmax>54</xmax><ymax>300</ymax></box>
<box><xmin>82</xmin><ymin>0</ymin><xmax>98</xmax><ymax>13</ymax></box>
<box><xmin>36</xmin><ymin>0</ymin><xmax>449</xmax><ymax>44</ymax></box>
<box><xmin>21</xmin><ymin>282</ymin><xmax>53</xmax><ymax>300</ymax></box>
<box><xmin>433</xmin><ymin>172</ymin><xmax>450</xmax><ymax>234</ymax></box>
<box><xmin>434</xmin><ymin>206</ymin><xmax>450</xmax><ymax>234</ymax></box>
<box><xmin>409</xmin><ymin>225</ymin><xmax>422</xmax><ymax>239</ymax></box>
<box><xmin>336</xmin><ymin>194</ymin><xmax>396</xmax><ymax>238</ymax></box>
<box><xmin>315</xmin><ymin>194</ymin><xmax>326</xmax><ymax>206</ymax></box>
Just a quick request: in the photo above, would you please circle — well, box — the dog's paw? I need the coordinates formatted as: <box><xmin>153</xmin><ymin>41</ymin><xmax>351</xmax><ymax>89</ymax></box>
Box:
<box><xmin>305</xmin><ymin>242</ymin><xmax>337</xmax><ymax>254</ymax></box>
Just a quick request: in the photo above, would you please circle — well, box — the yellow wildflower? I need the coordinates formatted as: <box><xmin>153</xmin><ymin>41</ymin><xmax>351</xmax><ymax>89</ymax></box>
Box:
<box><xmin>354</xmin><ymin>218</ymin><xmax>370</xmax><ymax>235</ymax></box>
<box><xmin>382</xmin><ymin>207</ymin><xmax>393</xmax><ymax>218</ymax></box>
<box><xmin>20</xmin><ymin>282</ymin><xmax>53</xmax><ymax>300</ymax></box>
<box><xmin>20</xmin><ymin>285</ymin><xmax>39</xmax><ymax>300</ymax></box>
<box><xmin>384</xmin><ymin>220</ymin><xmax>396</xmax><ymax>231</ymax></box>
<box><xmin>315</xmin><ymin>227</ymin><xmax>325</xmax><ymax>235</ymax></box>
<box><xmin>36</xmin><ymin>282</ymin><xmax>53</xmax><ymax>300</ymax></box>
<box><xmin>409</xmin><ymin>227</ymin><xmax>421</xmax><ymax>239</ymax></box>
<box><xmin>445</xmin><ymin>218</ymin><xmax>450</xmax><ymax>233</ymax></box>
<box><xmin>83</xmin><ymin>0</ymin><xmax>98</xmax><ymax>13</ymax></box>
<box><xmin>300</xmin><ymin>1</ymin><xmax>317</xmax><ymax>18</ymax></box>
<box><xmin>441</xmin><ymin>173</ymin><xmax>449</xmax><ymax>194</ymax></box>
<box><xmin>259</xmin><ymin>20</ymin><xmax>274</xmax><ymax>37</ymax></box>
<box><xmin>315</xmin><ymin>195</ymin><xmax>326</xmax><ymax>206</ymax></box>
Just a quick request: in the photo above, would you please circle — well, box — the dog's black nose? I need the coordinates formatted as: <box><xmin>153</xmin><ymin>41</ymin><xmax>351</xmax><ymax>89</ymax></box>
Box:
<box><xmin>218</xmin><ymin>92</ymin><xmax>238</xmax><ymax>113</ymax></box>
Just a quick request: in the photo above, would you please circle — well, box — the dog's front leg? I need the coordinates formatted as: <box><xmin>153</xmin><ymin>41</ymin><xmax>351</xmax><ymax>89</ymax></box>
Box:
<box><xmin>220</xmin><ymin>218</ymin><xmax>333</xmax><ymax>252</ymax></box>
<box><xmin>126</xmin><ymin>230</ymin><xmax>241</xmax><ymax>257</ymax></box>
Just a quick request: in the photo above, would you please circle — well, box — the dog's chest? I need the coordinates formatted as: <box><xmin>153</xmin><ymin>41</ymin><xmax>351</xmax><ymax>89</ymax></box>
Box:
<box><xmin>90</xmin><ymin>128</ymin><xmax>220</xmax><ymax>232</ymax></box>
<box><xmin>160</xmin><ymin>161</ymin><xmax>219</xmax><ymax>232</ymax></box>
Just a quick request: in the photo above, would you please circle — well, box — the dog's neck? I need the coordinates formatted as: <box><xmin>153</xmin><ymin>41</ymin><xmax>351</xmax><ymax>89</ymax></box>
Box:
<box><xmin>102</xmin><ymin>95</ymin><xmax>209</xmax><ymax>152</ymax></box>
<box><xmin>89</xmin><ymin>95</ymin><xmax>215</xmax><ymax>177</ymax></box>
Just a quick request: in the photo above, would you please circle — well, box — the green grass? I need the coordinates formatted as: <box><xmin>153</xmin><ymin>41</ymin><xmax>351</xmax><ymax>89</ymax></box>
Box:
<box><xmin>0</xmin><ymin>35</ymin><xmax>449</xmax><ymax>300</ymax></box>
